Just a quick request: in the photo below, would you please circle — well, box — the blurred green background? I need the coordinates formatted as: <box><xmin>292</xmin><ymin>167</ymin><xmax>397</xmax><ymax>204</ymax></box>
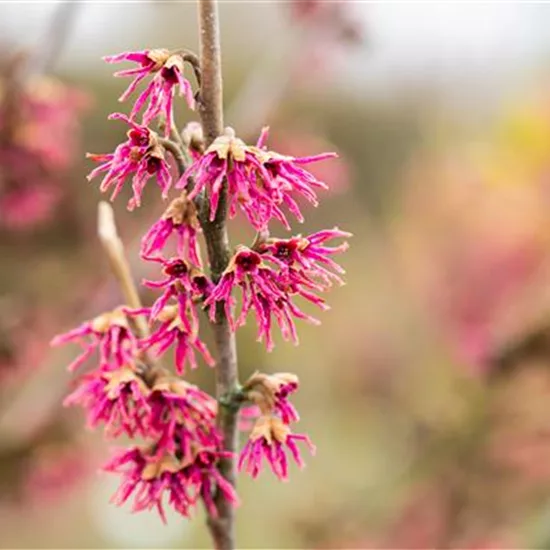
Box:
<box><xmin>3</xmin><ymin>2</ymin><xmax>550</xmax><ymax>548</ymax></box>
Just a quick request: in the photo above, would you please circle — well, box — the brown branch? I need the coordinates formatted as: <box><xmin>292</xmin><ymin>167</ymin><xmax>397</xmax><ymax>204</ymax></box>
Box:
<box><xmin>97</xmin><ymin>202</ymin><xmax>150</xmax><ymax>341</ymax></box>
<box><xmin>97</xmin><ymin>202</ymin><xmax>164</xmax><ymax>385</ymax></box>
<box><xmin>158</xmin><ymin>137</ymin><xmax>188</xmax><ymax>176</ymax></box>
<box><xmin>197</xmin><ymin>1</ymin><xmax>240</xmax><ymax>549</ymax></box>
<box><xmin>182</xmin><ymin>51</ymin><xmax>202</xmax><ymax>88</ymax></box>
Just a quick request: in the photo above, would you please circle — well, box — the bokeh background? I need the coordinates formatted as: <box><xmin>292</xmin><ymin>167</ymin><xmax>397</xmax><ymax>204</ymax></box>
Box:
<box><xmin>4</xmin><ymin>1</ymin><xmax>550</xmax><ymax>548</ymax></box>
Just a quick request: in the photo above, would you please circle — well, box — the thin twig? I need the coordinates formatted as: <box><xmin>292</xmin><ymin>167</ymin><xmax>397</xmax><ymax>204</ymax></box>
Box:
<box><xmin>97</xmin><ymin>201</ymin><xmax>150</xmax><ymax>341</ymax></box>
<box><xmin>182</xmin><ymin>51</ymin><xmax>202</xmax><ymax>87</ymax></box>
<box><xmin>197</xmin><ymin>1</ymin><xmax>240</xmax><ymax>549</ymax></box>
<box><xmin>158</xmin><ymin>137</ymin><xmax>188</xmax><ymax>176</ymax></box>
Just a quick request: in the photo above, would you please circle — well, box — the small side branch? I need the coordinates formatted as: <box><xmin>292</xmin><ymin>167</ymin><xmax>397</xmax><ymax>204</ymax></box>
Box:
<box><xmin>97</xmin><ymin>201</ymin><xmax>150</xmax><ymax>341</ymax></box>
<box><xmin>159</xmin><ymin>137</ymin><xmax>188</xmax><ymax>176</ymax></box>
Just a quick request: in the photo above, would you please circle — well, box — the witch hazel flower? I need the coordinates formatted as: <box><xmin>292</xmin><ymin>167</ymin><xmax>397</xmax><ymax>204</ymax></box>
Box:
<box><xmin>144</xmin><ymin>257</ymin><xmax>211</xmax><ymax>332</ymax></box>
<box><xmin>104</xmin><ymin>49</ymin><xmax>195</xmax><ymax>133</ymax></box>
<box><xmin>64</xmin><ymin>365</ymin><xmax>151</xmax><ymax>438</ymax></box>
<box><xmin>188</xmin><ymin>447</ymin><xmax>240</xmax><ymax>518</ymax></box>
<box><xmin>148</xmin><ymin>375</ymin><xmax>219</xmax><ymax>458</ymax></box>
<box><xmin>51</xmin><ymin>307</ymin><xmax>139</xmax><ymax>372</ymax></box>
<box><xmin>205</xmin><ymin>246</ymin><xmax>325</xmax><ymax>350</ymax></box>
<box><xmin>177</xmin><ymin>127</ymin><xmax>274</xmax><ymax>229</ymax></box>
<box><xmin>141</xmin><ymin>192</ymin><xmax>202</xmax><ymax>266</ymax></box>
<box><xmin>141</xmin><ymin>304</ymin><xmax>215</xmax><ymax>375</ymax></box>
<box><xmin>144</xmin><ymin>256</ymin><xmax>194</xmax><ymax>318</ymax></box>
<box><xmin>105</xmin><ymin>445</ymin><xmax>238</xmax><ymax>522</ymax></box>
<box><xmin>260</xmin><ymin>227</ymin><xmax>351</xmax><ymax>287</ymax></box>
<box><xmin>104</xmin><ymin>49</ymin><xmax>171</xmax><ymax>99</ymax></box>
<box><xmin>238</xmin><ymin>416</ymin><xmax>316</xmax><ymax>481</ymax></box>
<box><xmin>243</xmin><ymin>372</ymin><xmax>300</xmax><ymax>424</ymax></box>
<box><xmin>178</xmin><ymin>127</ymin><xmax>335</xmax><ymax>230</ymax></box>
<box><xmin>254</xmin><ymin>127</ymin><xmax>337</xmax><ymax>225</ymax></box>
<box><xmin>204</xmin><ymin>245</ymin><xmax>280</xmax><ymax>328</ymax></box>
<box><xmin>87</xmin><ymin>113</ymin><xmax>172</xmax><ymax>210</ymax></box>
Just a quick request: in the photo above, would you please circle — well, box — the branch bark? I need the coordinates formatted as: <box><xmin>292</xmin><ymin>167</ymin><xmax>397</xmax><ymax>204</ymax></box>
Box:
<box><xmin>97</xmin><ymin>201</ymin><xmax>149</xmax><ymax>340</ymax></box>
<box><xmin>197</xmin><ymin>1</ymin><xmax>240</xmax><ymax>549</ymax></box>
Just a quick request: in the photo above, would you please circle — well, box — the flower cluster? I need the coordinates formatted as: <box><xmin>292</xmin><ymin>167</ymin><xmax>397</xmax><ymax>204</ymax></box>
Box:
<box><xmin>204</xmin><ymin>228</ymin><xmax>350</xmax><ymax>351</ymax></box>
<box><xmin>105</xmin><ymin>49</ymin><xmax>195</xmax><ymax>133</ymax></box>
<box><xmin>140</xmin><ymin>192</ymin><xmax>202</xmax><ymax>265</ymax></box>
<box><xmin>177</xmin><ymin>126</ymin><xmax>337</xmax><ymax>230</ymax></box>
<box><xmin>239</xmin><ymin>373</ymin><xmax>315</xmax><ymax>481</ymax></box>
<box><xmin>105</xmin><ymin>445</ymin><xmax>237</xmax><ymax>522</ymax></box>
<box><xmin>56</xmin><ymin>43</ymin><xmax>350</xmax><ymax>523</ymax></box>
<box><xmin>86</xmin><ymin>113</ymin><xmax>172</xmax><ymax>211</ymax></box>
<box><xmin>87</xmin><ymin>49</ymin><xmax>198</xmax><ymax>210</ymax></box>
<box><xmin>52</xmin><ymin>304</ymin><xmax>228</xmax><ymax>520</ymax></box>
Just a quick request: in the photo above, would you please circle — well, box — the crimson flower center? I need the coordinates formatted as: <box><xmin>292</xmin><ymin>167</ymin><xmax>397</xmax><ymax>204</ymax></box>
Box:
<box><xmin>165</xmin><ymin>259</ymin><xmax>189</xmax><ymax>278</ymax></box>
<box><xmin>235</xmin><ymin>251</ymin><xmax>261</xmax><ymax>272</ymax></box>
<box><xmin>128</xmin><ymin>129</ymin><xmax>150</xmax><ymax>147</ymax></box>
<box><xmin>274</xmin><ymin>242</ymin><xmax>297</xmax><ymax>262</ymax></box>
<box><xmin>161</xmin><ymin>66</ymin><xmax>179</xmax><ymax>85</ymax></box>
<box><xmin>146</xmin><ymin>157</ymin><xmax>161</xmax><ymax>174</ymax></box>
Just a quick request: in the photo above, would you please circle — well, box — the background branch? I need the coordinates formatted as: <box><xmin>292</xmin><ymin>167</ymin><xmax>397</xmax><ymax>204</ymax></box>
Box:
<box><xmin>27</xmin><ymin>1</ymin><xmax>79</xmax><ymax>77</ymax></box>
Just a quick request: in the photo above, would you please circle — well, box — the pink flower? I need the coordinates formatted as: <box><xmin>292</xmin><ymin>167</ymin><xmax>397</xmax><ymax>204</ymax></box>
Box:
<box><xmin>105</xmin><ymin>447</ymin><xmax>193</xmax><ymax>521</ymax></box>
<box><xmin>177</xmin><ymin>127</ymin><xmax>335</xmax><ymax>230</ymax></box>
<box><xmin>64</xmin><ymin>365</ymin><xmax>151</xmax><ymax>438</ymax></box>
<box><xmin>51</xmin><ymin>307</ymin><xmax>139</xmax><ymax>372</ymax></box>
<box><xmin>243</xmin><ymin>372</ymin><xmax>300</xmax><ymax>424</ymax></box>
<box><xmin>260</xmin><ymin>227</ymin><xmax>351</xmax><ymax>287</ymax></box>
<box><xmin>105</xmin><ymin>445</ymin><xmax>238</xmax><ymax>521</ymax></box>
<box><xmin>104</xmin><ymin>50</ymin><xmax>171</xmax><ymax>99</ymax></box>
<box><xmin>267</xmin><ymin>130</ymin><xmax>352</xmax><ymax>196</ymax></box>
<box><xmin>86</xmin><ymin>113</ymin><xmax>172</xmax><ymax>210</ymax></box>
<box><xmin>177</xmin><ymin>128</ymin><xmax>276</xmax><ymax>229</ymax></box>
<box><xmin>186</xmin><ymin>447</ymin><xmax>239</xmax><ymax>518</ymax></box>
<box><xmin>238</xmin><ymin>416</ymin><xmax>315</xmax><ymax>481</ymax></box>
<box><xmin>144</xmin><ymin>257</ymin><xmax>205</xmax><ymax>328</ymax></box>
<box><xmin>148</xmin><ymin>376</ymin><xmax>219</xmax><ymax>458</ymax></box>
<box><xmin>255</xmin><ymin>130</ymin><xmax>337</xmax><ymax>225</ymax></box>
<box><xmin>104</xmin><ymin>49</ymin><xmax>195</xmax><ymax>133</ymax></box>
<box><xmin>141</xmin><ymin>305</ymin><xmax>215</xmax><ymax>375</ymax></box>
<box><xmin>204</xmin><ymin>246</ymin><xmax>278</xmax><ymax>329</ymax></box>
<box><xmin>267</xmin><ymin>373</ymin><xmax>300</xmax><ymax>424</ymax></box>
<box><xmin>140</xmin><ymin>193</ymin><xmax>202</xmax><ymax>266</ymax></box>
<box><xmin>205</xmin><ymin>246</ymin><xmax>324</xmax><ymax>351</ymax></box>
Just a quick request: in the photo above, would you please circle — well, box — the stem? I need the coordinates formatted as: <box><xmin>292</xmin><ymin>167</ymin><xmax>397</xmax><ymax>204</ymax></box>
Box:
<box><xmin>97</xmin><ymin>201</ymin><xmax>150</xmax><ymax>341</ymax></box>
<box><xmin>158</xmin><ymin>137</ymin><xmax>188</xmax><ymax>175</ymax></box>
<box><xmin>197</xmin><ymin>1</ymin><xmax>239</xmax><ymax>549</ymax></box>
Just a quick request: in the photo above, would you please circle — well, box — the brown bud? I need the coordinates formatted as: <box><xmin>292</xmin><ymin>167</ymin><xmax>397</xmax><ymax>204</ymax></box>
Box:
<box><xmin>181</xmin><ymin>121</ymin><xmax>205</xmax><ymax>153</ymax></box>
